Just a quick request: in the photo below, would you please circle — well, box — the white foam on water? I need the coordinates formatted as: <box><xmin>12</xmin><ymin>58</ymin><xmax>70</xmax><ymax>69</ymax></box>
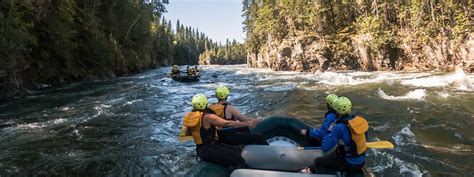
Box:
<box><xmin>436</xmin><ymin>91</ymin><xmax>450</xmax><ymax>98</ymax></box>
<box><xmin>260</xmin><ymin>82</ymin><xmax>296</xmax><ymax>92</ymax></box>
<box><xmin>92</xmin><ymin>104</ymin><xmax>112</xmax><ymax>118</ymax></box>
<box><xmin>14</xmin><ymin>122</ymin><xmax>45</xmax><ymax>130</ymax></box>
<box><xmin>400</xmin><ymin>67</ymin><xmax>473</xmax><ymax>91</ymax></box>
<box><xmin>393</xmin><ymin>156</ymin><xmax>426</xmax><ymax>176</ymax></box>
<box><xmin>123</xmin><ymin>99</ymin><xmax>143</xmax><ymax>106</ymax></box>
<box><xmin>392</xmin><ymin>124</ymin><xmax>417</xmax><ymax>145</ymax></box>
<box><xmin>53</xmin><ymin>118</ymin><xmax>66</xmax><ymax>124</ymax></box>
<box><xmin>315</xmin><ymin>72</ymin><xmax>360</xmax><ymax>85</ymax></box>
<box><xmin>372</xmin><ymin>151</ymin><xmax>427</xmax><ymax>176</ymax></box>
<box><xmin>376</xmin><ymin>88</ymin><xmax>426</xmax><ymax>101</ymax></box>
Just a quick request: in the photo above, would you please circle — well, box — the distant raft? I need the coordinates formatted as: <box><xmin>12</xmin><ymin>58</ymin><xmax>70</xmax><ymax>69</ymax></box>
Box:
<box><xmin>184</xmin><ymin>116</ymin><xmax>371</xmax><ymax>177</ymax></box>
<box><xmin>171</xmin><ymin>75</ymin><xmax>200</xmax><ymax>82</ymax></box>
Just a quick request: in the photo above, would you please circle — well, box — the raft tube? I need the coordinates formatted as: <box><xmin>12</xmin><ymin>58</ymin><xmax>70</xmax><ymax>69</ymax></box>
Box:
<box><xmin>171</xmin><ymin>75</ymin><xmax>200</xmax><ymax>82</ymax></box>
<box><xmin>183</xmin><ymin>116</ymin><xmax>368</xmax><ymax>177</ymax></box>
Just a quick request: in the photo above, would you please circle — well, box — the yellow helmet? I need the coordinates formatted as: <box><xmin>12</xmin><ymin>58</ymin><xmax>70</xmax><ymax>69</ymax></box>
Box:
<box><xmin>326</xmin><ymin>94</ymin><xmax>338</xmax><ymax>107</ymax></box>
<box><xmin>333</xmin><ymin>96</ymin><xmax>352</xmax><ymax>114</ymax></box>
<box><xmin>192</xmin><ymin>94</ymin><xmax>208</xmax><ymax>110</ymax></box>
<box><xmin>215</xmin><ymin>86</ymin><xmax>229</xmax><ymax>100</ymax></box>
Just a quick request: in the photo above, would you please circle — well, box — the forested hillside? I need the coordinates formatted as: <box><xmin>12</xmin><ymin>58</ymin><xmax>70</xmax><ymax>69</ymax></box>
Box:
<box><xmin>198</xmin><ymin>39</ymin><xmax>246</xmax><ymax>65</ymax></box>
<box><xmin>0</xmin><ymin>0</ymin><xmax>220</xmax><ymax>99</ymax></box>
<box><xmin>243</xmin><ymin>0</ymin><xmax>473</xmax><ymax>72</ymax></box>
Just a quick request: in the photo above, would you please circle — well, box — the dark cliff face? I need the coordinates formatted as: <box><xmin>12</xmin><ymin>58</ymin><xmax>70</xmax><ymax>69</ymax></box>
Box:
<box><xmin>247</xmin><ymin>33</ymin><xmax>473</xmax><ymax>72</ymax></box>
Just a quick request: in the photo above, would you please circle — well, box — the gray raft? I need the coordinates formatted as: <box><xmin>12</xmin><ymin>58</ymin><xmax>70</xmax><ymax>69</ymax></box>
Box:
<box><xmin>242</xmin><ymin>145</ymin><xmax>323</xmax><ymax>171</ymax></box>
<box><xmin>231</xmin><ymin>169</ymin><xmax>337</xmax><ymax>177</ymax></box>
<box><xmin>184</xmin><ymin>116</ymin><xmax>368</xmax><ymax>177</ymax></box>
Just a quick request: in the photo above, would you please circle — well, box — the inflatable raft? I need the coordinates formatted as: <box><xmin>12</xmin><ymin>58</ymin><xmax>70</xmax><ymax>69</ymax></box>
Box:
<box><xmin>171</xmin><ymin>75</ymin><xmax>200</xmax><ymax>82</ymax></box>
<box><xmin>184</xmin><ymin>116</ymin><xmax>370</xmax><ymax>177</ymax></box>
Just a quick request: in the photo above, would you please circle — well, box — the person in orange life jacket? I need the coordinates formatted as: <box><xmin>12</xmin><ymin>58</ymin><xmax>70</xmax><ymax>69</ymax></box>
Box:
<box><xmin>300</xmin><ymin>94</ymin><xmax>339</xmax><ymax>146</ymax></box>
<box><xmin>208</xmin><ymin>86</ymin><xmax>268</xmax><ymax>145</ymax></box>
<box><xmin>309</xmin><ymin>97</ymin><xmax>369</xmax><ymax>174</ymax></box>
<box><xmin>179</xmin><ymin>94</ymin><xmax>256</xmax><ymax>168</ymax></box>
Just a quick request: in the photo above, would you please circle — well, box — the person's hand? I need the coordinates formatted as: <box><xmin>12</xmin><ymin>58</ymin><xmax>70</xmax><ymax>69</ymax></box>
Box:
<box><xmin>249</xmin><ymin>119</ymin><xmax>257</xmax><ymax>128</ymax></box>
<box><xmin>300</xmin><ymin>129</ymin><xmax>307</xmax><ymax>136</ymax></box>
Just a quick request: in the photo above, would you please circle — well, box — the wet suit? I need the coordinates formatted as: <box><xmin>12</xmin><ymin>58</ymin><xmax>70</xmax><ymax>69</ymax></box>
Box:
<box><xmin>310</xmin><ymin>115</ymin><xmax>367</xmax><ymax>174</ymax></box>
<box><xmin>195</xmin><ymin>109</ymin><xmax>246</xmax><ymax>168</ymax></box>
<box><xmin>208</xmin><ymin>103</ymin><xmax>268</xmax><ymax>146</ymax></box>
<box><xmin>305</xmin><ymin>109</ymin><xmax>338</xmax><ymax>146</ymax></box>
<box><xmin>218</xmin><ymin>127</ymin><xmax>268</xmax><ymax>146</ymax></box>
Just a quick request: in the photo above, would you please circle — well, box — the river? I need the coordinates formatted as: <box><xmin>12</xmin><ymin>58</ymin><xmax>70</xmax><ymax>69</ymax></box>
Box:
<box><xmin>0</xmin><ymin>65</ymin><xmax>473</xmax><ymax>176</ymax></box>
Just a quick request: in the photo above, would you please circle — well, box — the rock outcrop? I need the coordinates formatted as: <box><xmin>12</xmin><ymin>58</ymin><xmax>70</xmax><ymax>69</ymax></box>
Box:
<box><xmin>248</xmin><ymin>33</ymin><xmax>473</xmax><ymax>72</ymax></box>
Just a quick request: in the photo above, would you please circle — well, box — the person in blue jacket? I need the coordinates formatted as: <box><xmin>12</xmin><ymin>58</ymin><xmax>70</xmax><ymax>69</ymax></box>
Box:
<box><xmin>300</xmin><ymin>94</ymin><xmax>338</xmax><ymax>146</ymax></box>
<box><xmin>310</xmin><ymin>96</ymin><xmax>369</xmax><ymax>174</ymax></box>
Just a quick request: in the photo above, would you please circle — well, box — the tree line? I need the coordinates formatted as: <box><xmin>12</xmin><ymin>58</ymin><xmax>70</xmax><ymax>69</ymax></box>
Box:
<box><xmin>199</xmin><ymin>39</ymin><xmax>246</xmax><ymax>65</ymax></box>
<box><xmin>0</xmin><ymin>0</ymin><xmax>239</xmax><ymax>99</ymax></box>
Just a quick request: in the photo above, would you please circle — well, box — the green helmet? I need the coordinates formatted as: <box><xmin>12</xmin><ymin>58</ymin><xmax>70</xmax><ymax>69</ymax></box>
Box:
<box><xmin>333</xmin><ymin>96</ymin><xmax>352</xmax><ymax>114</ymax></box>
<box><xmin>192</xmin><ymin>94</ymin><xmax>208</xmax><ymax>110</ymax></box>
<box><xmin>215</xmin><ymin>86</ymin><xmax>229</xmax><ymax>100</ymax></box>
<box><xmin>326</xmin><ymin>94</ymin><xmax>338</xmax><ymax>107</ymax></box>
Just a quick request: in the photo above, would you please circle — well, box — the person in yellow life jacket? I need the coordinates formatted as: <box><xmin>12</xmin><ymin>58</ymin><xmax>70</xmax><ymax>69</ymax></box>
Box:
<box><xmin>208</xmin><ymin>86</ymin><xmax>268</xmax><ymax>145</ymax></box>
<box><xmin>308</xmin><ymin>96</ymin><xmax>369</xmax><ymax>174</ymax></box>
<box><xmin>170</xmin><ymin>65</ymin><xmax>180</xmax><ymax>76</ymax></box>
<box><xmin>178</xmin><ymin>94</ymin><xmax>255</xmax><ymax>168</ymax></box>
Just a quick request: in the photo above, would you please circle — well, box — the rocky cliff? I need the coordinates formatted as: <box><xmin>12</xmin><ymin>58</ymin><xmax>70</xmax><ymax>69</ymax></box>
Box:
<box><xmin>247</xmin><ymin>33</ymin><xmax>473</xmax><ymax>72</ymax></box>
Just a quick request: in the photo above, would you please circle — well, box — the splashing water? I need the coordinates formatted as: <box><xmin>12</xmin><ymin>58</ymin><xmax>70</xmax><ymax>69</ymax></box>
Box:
<box><xmin>0</xmin><ymin>65</ymin><xmax>473</xmax><ymax>176</ymax></box>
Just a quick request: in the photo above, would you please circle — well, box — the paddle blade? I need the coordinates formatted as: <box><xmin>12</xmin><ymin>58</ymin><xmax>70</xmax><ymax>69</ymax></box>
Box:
<box><xmin>366</xmin><ymin>141</ymin><xmax>394</xmax><ymax>149</ymax></box>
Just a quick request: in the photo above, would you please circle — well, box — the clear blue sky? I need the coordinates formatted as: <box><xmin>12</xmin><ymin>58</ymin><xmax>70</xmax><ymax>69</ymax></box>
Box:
<box><xmin>163</xmin><ymin>0</ymin><xmax>245</xmax><ymax>43</ymax></box>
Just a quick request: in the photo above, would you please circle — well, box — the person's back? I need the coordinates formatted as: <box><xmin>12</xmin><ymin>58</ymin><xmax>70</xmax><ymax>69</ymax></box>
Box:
<box><xmin>179</xmin><ymin>94</ymin><xmax>255</xmax><ymax>168</ymax></box>
<box><xmin>171</xmin><ymin>65</ymin><xmax>180</xmax><ymax>76</ymax></box>
<box><xmin>208</xmin><ymin>86</ymin><xmax>268</xmax><ymax>145</ymax></box>
<box><xmin>301</xmin><ymin>94</ymin><xmax>339</xmax><ymax>146</ymax></box>
<box><xmin>310</xmin><ymin>96</ymin><xmax>368</xmax><ymax>174</ymax></box>
<box><xmin>322</xmin><ymin>115</ymin><xmax>367</xmax><ymax>167</ymax></box>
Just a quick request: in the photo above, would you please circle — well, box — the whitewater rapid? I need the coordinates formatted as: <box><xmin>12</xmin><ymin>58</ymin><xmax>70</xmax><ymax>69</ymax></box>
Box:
<box><xmin>0</xmin><ymin>65</ymin><xmax>472</xmax><ymax>176</ymax></box>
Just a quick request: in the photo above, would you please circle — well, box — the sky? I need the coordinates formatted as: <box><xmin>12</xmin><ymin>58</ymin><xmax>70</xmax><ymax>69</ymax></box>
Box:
<box><xmin>163</xmin><ymin>0</ymin><xmax>245</xmax><ymax>43</ymax></box>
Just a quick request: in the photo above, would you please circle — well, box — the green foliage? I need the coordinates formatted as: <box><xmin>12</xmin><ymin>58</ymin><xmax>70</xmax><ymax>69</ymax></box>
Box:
<box><xmin>199</xmin><ymin>39</ymin><xmax>246</xmax><ymax>65</ymax></box>
<box><xmin>242</xmin><ymin>0</ymin><xmax>471</xmax><ymax>69</ymax></box>
<box><xmin>355</xmin><ymin>16</ymin><xmax>395</xmax><ymax>50</ymax></box>
<box><xmin>0</xmin><ymin>0</ymin><xmax>219</xmax><ymax>96</ymax></box>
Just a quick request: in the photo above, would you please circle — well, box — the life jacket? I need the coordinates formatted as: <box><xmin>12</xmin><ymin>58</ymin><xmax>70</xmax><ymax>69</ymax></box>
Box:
<box><xmin>334</xmin><ymin>116</ymin><xmax>369</xmax><ymax>157</ymax></box>
<box><xmin>178</xmin><ymin>110</ymin><xmax>218</xmax><ymax>145</ymax></box>
<box><xmin>207</xmin><ymin>103</ymin><xmax>236</xmax><ymax>121</ymax></box>
<box><xmin>171</xmin><ymin>68</ymin><xmax>180</xmax><ymax>75</ymax></box>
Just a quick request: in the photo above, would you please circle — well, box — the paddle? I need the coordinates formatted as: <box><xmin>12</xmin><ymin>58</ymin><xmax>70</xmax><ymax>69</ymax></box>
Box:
<box><xmin>298</xmin><ymin>141</ymin><xmax>395</xmax><ymax>150</ymax></box>
<box><xmin>366</xmin><ymin>141</ymin><xmax>394</xmax><ymax>149</ymax></box>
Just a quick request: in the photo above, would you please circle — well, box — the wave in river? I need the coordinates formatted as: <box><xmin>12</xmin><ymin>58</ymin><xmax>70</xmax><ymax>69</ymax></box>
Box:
<box><xmin>376</xmin><ymin>89</ymin><xmax>426</xmax><ymax>101</ymax></box>
<box><xmin>400</xmin><ymin>67</ymin><xmax>473</xmax><ymax>91</ymax></box>
<box><xmin>392</xmin><ymin>124</ymin><xmax>417</xmax><ymax>145</ymax></box>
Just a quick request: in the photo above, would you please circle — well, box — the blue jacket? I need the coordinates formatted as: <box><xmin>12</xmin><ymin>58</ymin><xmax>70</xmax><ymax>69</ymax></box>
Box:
<box><xmin>321</xmin><ymin>115</ymin><xmax>367</xmax><ymax>166</ymax></box>
<box><xmin>308</xmin><ymin>109</ymin><xmax>337</xmax><ymax>139</ymax></box>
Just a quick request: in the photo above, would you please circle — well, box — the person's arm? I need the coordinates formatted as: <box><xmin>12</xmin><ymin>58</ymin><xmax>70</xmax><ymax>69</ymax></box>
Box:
<box><xmin>206</xmin><ymin>114</ymin><xmax>252</xmax><ymax>128</ymax></box>
<box><xmin>308</xmin><ymin>113</ymin><xmax>337</xmax><ymax>138</ymax></box>
<box><xmin>321</xmin><ymin>125</ymin><xmax>343</xmax><ymax>156</ymax></box>
<box><xmin>227</xmin><ymin>105</ymin><xmax>254</xmax><ymax>122</ymax></box>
